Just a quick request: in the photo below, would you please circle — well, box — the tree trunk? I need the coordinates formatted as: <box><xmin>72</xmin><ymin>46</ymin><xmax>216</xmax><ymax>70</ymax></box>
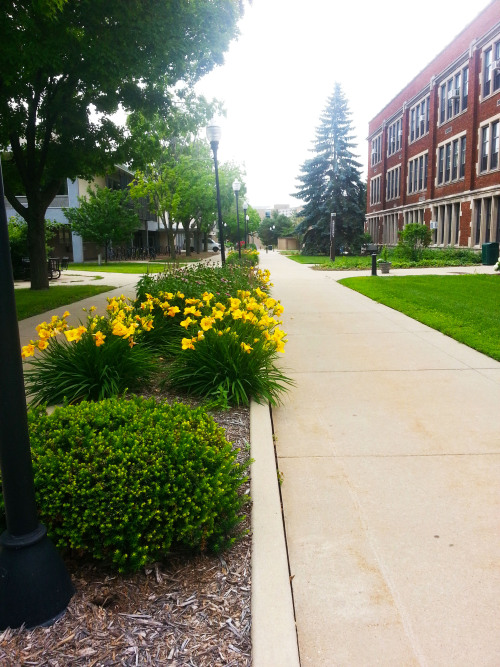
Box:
<box><xmin>27</xmin><ymin>209</ymin><xmax>49</xmax><ymax>290</ymax></box>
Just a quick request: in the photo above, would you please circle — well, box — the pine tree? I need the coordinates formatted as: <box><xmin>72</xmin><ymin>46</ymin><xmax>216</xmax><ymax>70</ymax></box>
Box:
<box><xmin>294</xmin><ymin>83</ymin><xmax>366</xmax><ymax>254</ymax></box>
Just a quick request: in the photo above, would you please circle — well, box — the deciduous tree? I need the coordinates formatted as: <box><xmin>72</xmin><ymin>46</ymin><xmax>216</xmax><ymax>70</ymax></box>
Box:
<box><xmin>0</xmin><ymin>0</ymin><xmax>243</xmax><ymax>288</ymax></box>
<box><xmin>64</xmin><ymin>187</ymin><xmax>140</xmax><ymax>263</ymax></box>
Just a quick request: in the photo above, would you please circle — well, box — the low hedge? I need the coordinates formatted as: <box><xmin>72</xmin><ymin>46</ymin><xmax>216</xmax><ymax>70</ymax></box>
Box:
<box><xmin>0</xmin><ymin>397</ymin><xmax>250</xmax><ymax>572</ymax></box>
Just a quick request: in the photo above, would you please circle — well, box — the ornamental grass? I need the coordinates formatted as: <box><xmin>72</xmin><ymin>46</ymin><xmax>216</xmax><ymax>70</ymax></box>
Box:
<box><xmin>23</xmin><ymin>297</ymin><xmax>156</xmax><ymax>405</ymax></box>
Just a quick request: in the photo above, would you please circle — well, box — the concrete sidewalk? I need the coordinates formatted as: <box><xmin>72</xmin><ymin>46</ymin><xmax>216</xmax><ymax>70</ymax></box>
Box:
<box><xmin>258</xmin><ymin>252</ymin><xmax>500</xmax><ymax>666</ymax></box>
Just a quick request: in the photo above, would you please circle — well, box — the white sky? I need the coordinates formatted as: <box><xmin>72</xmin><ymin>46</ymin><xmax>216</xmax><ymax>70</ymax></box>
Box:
<box><xmin>195</xmin><ymin>0</ymin><xmax>493</xmax><ymax>208</ymax></box>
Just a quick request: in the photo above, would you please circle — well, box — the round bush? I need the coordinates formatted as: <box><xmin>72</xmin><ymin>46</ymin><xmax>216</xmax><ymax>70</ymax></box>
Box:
<box><xmin>0</xmin><ymin>397</ymin><xmax>250</xmax><ymax>572</ymax></box>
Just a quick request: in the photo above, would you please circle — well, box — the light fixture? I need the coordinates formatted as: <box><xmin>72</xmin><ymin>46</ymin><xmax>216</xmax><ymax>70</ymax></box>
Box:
<box><xmin>206</xmin><ymin>122</ymin><xmax>225</xmax><ymax>264</ymax></box>
<box><xmin>243</xmin><ymin>201</ymin><xmax>248</xmax><ymax>247</ymax></box>
<box><xmin>232</xmin><ymin>179</ymin><xmax>241</xmax><ymax>259</ymax></box>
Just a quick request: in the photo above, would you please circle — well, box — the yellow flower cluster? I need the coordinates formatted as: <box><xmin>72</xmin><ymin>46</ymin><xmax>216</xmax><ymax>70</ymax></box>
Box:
<box><xmin>21</xmin><ymin>296</ymin><xmax>155</xmax><ymax>359</ymax></box>
<box><xmin>154</xmin><ymin>287</ymin><xmax>287</xmax><ymax>355</ymax></box>
<box><xmin>21</xmin><ymin>312</ymin><xmax>70</xmax><ymax>358</ymax></box>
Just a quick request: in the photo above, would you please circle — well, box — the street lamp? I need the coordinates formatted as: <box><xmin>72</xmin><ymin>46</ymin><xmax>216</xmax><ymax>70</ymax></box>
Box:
<box><xmin>232</xmin><ymin>179</ymin><xmax>241</xmax><ymax>259</ymax></box>
<box><xmin>243</xmin><ymin>201</ymin><xmax>248</xmax><ymax>247</ymax></box>
<box><xmin>0</xmin><ymin>160</ymin><xmax>74</xmax><ymax>629</ymax></box>
<box><xmin>206</xmin><ymin>122</ymin><xmax>226</xmax><ymax>265</ymax></box>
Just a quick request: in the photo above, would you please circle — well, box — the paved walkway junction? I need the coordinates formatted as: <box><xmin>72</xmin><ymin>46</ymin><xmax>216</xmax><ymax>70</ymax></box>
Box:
<box><xmin>254</xmin><ymin>251</ymin><xmax>500</xmax><ymax>666</ymax></box>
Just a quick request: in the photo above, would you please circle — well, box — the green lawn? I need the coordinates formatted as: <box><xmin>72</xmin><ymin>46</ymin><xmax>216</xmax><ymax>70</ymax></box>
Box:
<box><xmin>69</xmin><ymin>259</ymin><xmax>198</xmax><ymax>273</ymax></box>
<box><xmin>338</xmin><ymin>274</ymin><xmax>500</xmax><ymax>361</ymax></box>
<box><xmin>15</xmin><ymin>285</ymin><xmax>116</xmax><ymax>320</ymax></box>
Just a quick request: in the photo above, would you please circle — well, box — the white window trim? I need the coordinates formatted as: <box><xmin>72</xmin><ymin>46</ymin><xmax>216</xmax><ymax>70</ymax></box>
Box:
<box><xmin>480</xmin><ymin>37</ymin><xmax>500</xmax><ymax>102</ymax></box>
<box><xmin>477</xmin><ymin>112</ymin><xmax>500</xmax><ymax>174</ymax></box>
<box><xmin>436</xmin><ymin>130</ymin><xmax>467</xmax><ymax>186</ymax></box>
<box><xmin>438</xmin><ymin>62</ymin><xmax>469</xmax><ymax>126</ymax></box>
<box><xmin>407</xmin><ymin>150</ymin><xmax>429</xmax><ymax>194</ymax></box>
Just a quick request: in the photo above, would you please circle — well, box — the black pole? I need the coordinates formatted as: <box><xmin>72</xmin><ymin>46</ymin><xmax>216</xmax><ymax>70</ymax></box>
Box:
<box><xmin>243</xmin><ymin>206</ymin><xmax>248</xmax><ymax>247</ymax></box>
<box><xmin>0</xmin><ymin>159</ymin><xmax>73</xmax><ymax>629</ymax></box>
<box><xmin>235</xmin><ymin>190</ymin><xmax>241</xmax><ymax>259</ymax></box>
<box><xmin>371</xmin><ymin>252</ymin><xmax>377</xmax><ymax>276</ymax></box>
<box><xmin>210</xmin><ymin>141</ymin><xmax>225</xmax><ymax>265</ymax></box>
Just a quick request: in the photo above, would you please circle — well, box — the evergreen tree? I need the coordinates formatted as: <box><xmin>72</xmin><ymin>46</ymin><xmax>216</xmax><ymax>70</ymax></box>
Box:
<box><xmin>293</xmin><ymin>83</ymin><xmax>366</xmax><ymax>255</ymax></box>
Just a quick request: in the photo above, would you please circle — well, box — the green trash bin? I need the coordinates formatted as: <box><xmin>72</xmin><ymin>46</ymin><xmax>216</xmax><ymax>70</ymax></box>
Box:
<box><xmin>481</xmin><ymin>242</ymin><xmax>499</xmax><ymax>265</ymax></box>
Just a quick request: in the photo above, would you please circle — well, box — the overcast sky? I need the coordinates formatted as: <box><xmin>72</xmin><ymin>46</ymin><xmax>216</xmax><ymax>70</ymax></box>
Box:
<box><xmin>195</xmin><ymin>0</ymin><xmax>493</xmax><ymax>208</ymax></box>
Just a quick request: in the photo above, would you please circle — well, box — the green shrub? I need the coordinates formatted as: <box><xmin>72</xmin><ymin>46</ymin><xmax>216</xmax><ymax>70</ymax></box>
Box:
<box><xmin>135</xmin><ymin>261</ymin><xmax>267</xmax><ymax>304</ymax></box>
<box><xmin>226</xmin><ymin>248</ymin><xmax>259</xmax><ymax>267</ymax></box>
<box><xmin>0</xmin><ymin>397</ymin><xmax>251</xmax><ymax>572</ymax></box>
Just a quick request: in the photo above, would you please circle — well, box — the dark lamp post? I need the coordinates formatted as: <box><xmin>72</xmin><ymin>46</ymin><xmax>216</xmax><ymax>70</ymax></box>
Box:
<box><xmin>206</xmin><ymin>122</ymin><xmax>226</xmax><ymax>265</ymax></box>
<box><xmin>232</xmin><ymin>179</ymin><xmax>242</xmax><ymax>259</ymax></box>
<box><xmin>0</xmin><ymin>160</ymin><xmax>74</xmax><ymax>629</ymax></box>
<box><xmin>243</xmin><ymin>201</ymin><xmax>248</xmax><ymax>247</ymax></box>
<box><xmin>330</xmin><ymin>212</ymin><xmax>336</xmax><ymax>262</ymax></box>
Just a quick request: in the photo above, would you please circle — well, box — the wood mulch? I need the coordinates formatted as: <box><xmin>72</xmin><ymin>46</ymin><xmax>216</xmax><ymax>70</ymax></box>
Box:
<box><xmin>0</xmin><ymin>395</ymin><xmax>252</xmax><ymax>666</ymax></box>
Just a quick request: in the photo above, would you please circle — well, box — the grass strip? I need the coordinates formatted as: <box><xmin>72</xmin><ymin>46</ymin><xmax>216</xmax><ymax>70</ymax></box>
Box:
<box><xmin>338</xmin><ymin>274</ymin><xmax>500</xmax><ymax>361</ymax></box>
<box><xmin>15</xmin><ymin>285</ymin><xmax>116</xmax><ymax>320</ymax></box>
<box><xmin>69</xmin><ymin>259</ymin><xmax>199</xmax><ymax>273</ymax></box>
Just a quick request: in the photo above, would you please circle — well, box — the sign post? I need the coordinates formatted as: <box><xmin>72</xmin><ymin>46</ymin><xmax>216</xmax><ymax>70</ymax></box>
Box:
<box><xmin>330</xmin><ymin>213</ymin><xmax>336</xmax><ymax>261</ymax></box>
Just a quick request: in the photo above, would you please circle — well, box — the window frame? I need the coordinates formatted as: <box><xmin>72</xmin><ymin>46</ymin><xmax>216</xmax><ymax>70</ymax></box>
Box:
<box><xmin>436</xmin><ymin>133</ymin><xmax>466</xmax><ymax>185</ymax></box>
<box><xmin>479</xmin><ymin>117</ymin><xmax>500</xmax><ymax>174</ymax></box>
<box><xmin>370</xmin><ymin>175</ymin><xmax>381</xmax><ymax>205</ymax></box>
<box><xmin>409</xmin><ymin>96</ymin><xmax>430</xmax><ymax>143</ymax></box>
<box><xmin>439</xmin><ymin>64</ymin><xmax>469</xmax><ymax>125</ymax></box>
<box><xmin>371</xmin><ymin>133</ymin><xmax>382</xmax><ymax>166</ymax></box>
<box><xmin>386</xmin><ymin>165</ymin><xmax>401</xmax><ymax>201</ymax></box>
<box><xmin>387</xmin><ymin>117</ymin><xmax>403</xmax><ymax>156</ymax></box>
<box><xmin>407</xmin><ymin>152</ymin><xmax>428</xmax><ymax>194</ymax></box>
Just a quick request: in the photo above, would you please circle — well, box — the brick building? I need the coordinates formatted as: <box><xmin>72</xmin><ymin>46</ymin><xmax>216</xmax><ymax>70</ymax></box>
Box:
<box><xmin>366</xmin><ymin>0</ymin><xmax>500</xmax><ymax>249</ymax></box>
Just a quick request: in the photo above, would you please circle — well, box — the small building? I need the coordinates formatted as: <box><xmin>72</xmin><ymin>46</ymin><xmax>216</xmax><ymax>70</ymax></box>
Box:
<box><xmin>5</xmin><ymin>165</ymin><xmax>162</xmax><ymax>262</ymax></box>
<box><xmin>366</xmin><ymin>0</ymin><xmax>500</xmax><ymax>249</ymax></box>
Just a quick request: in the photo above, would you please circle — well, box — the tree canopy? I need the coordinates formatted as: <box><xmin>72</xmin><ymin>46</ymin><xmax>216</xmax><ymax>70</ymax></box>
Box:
<box><xmin>64</xmin><ymin>187</ymin><xmax>140</xmax><ymax>263</ymax></box>
<box><xmin>0</xmin><ymin>0</ymin><xmax>244</xmax><ymax>288</ymax></box>
<box><xmin>293</xmin><ymin>82</ymin><xmax>366</xmax><ymax>255</ymax></box>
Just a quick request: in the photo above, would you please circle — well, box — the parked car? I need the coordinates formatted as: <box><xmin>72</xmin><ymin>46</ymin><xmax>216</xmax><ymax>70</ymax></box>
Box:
<box><xmin>189</xmin><ymin>238</ymin><xmax>220</xmax><ymax>252</ymax></box>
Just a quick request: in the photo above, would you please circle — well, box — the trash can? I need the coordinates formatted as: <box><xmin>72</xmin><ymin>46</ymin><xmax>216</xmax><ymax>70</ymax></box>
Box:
<box><xmin>481</xmin><ymin>242</ymin><xmax>499</xmax><ymax>265</ymax></box>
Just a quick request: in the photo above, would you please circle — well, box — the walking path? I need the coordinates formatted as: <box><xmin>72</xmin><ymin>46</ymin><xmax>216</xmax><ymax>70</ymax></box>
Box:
<box><xmin>257</xmin><ymin>252</ymin><xmax>500</xmax><ymax>666</ymax></box>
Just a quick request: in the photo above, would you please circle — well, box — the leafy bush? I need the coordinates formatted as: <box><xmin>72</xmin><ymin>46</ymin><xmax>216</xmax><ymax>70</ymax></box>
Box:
<box><xmin>396</xmin><ymin>223</ymin><xmax>432</xmax><ymax>261</ymax></box>
<box><xmin>23</xmin><ymin>297</ymin><xmax>156</xmax><ymax>405</ymax></box>
<box><xmin>0</xmin><ymin>397</ymin><xmax>251</xmax><ymax>572</ymax></box>
<box><xmin>226</xmin><ymin>248</ymin><xmax>259</xmax><ymax>267</ymax></box>
<box><xmin>135</xmin><ymin>261</ymin><xmax>268</xmax><ymax>304</ymax></box>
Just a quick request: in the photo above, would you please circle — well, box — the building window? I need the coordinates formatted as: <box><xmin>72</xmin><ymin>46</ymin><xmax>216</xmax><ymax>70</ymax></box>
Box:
<box><xmin>386</xmin><ymin>166</ymin><xmax>401</xmax><ymax>200</ymax></box>
<box><xmin>482</xmin><ymin>40</ymin><xmax>500</xmax><ymax>98</ymax></box>
<box><xmin>409</xmin><ymin>96</ymin><xmax>430</xmax><ymax>143</ymax></box>
<box><xmin>479</xmin><ymin>119</ymin><xmax>500</xmax><ymax>173</ymax></box>
<box><xmin>404</xmin><ymin>209</ymin><xmax>425</xmax><ymax>225</ymax></box>
<box><xmin>437</xmin><ymin>135</ymin><xmax>466</xmax><ymax>185</ymax></box>
<box><xmin>370</xmin><ymin>175</ymin><xmax>381</xmax><ymax>205</ymax></box>
<box><xmin>439</xmin><ymin>65</ymin><xmax>468</xmax><ymax>124</ymax></box>
<box><xmin>387</xmin><ymin>118</ymin><xmax>403</xmax><ymax>156</ymax></box>
<box><xmin>371</xmin><ymin>134</ymin><xmax>382</xmax><ymax>166</ymax></box>
<box><xmin>408</xmin><ymin>153</ymin><xmax>428</xmax><ymax>194</ymax></box>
